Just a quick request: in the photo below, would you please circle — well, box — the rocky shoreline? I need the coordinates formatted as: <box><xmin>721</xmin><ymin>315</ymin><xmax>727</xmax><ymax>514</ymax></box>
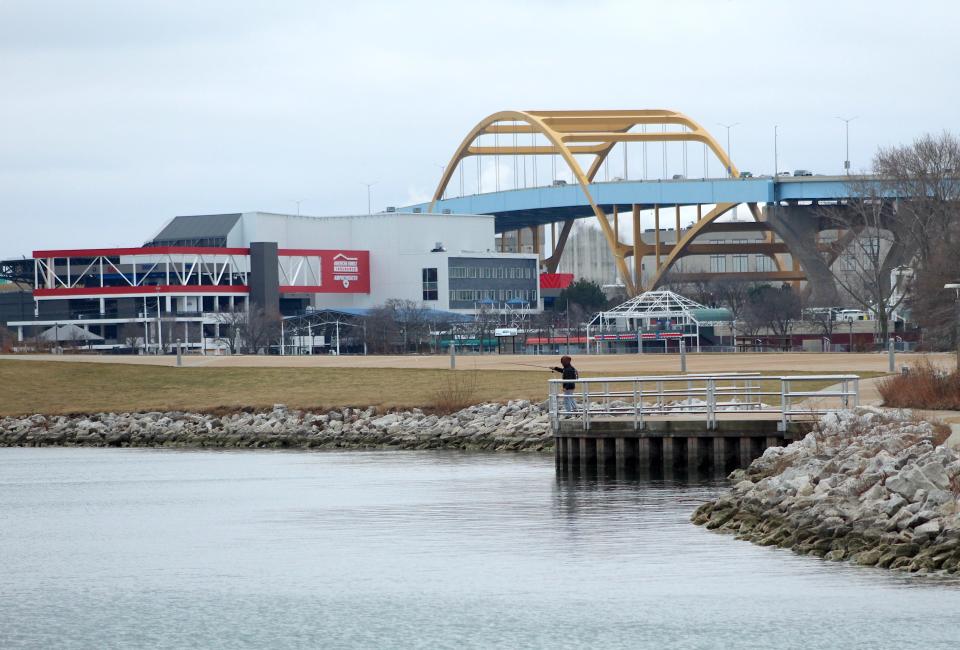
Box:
<box><xmin>0</xmin><ymin>401</ymin><xmax>553</xmax><ymax>452</ymax></box>
<box><xmin>692</xmin><ymin>407</ymin><xmax>960</xmax><ymax>573</ymax></box>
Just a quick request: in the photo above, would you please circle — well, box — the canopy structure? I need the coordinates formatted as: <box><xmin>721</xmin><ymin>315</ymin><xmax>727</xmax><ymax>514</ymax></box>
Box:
<box><xmin>38</xmin><ymin>324</ymin><xmax>104</xmax><ymax>343</ymax></box>
<box><xmin>587</xmin><ymin>289</ymin><xmax>732</xmax><ymax>352</ymax></box>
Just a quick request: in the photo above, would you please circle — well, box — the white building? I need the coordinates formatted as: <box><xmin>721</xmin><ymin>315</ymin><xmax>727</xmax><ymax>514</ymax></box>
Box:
<box><xmin>201</xmin><ymin>211</ymin><xmax>540</xmax><ymax>313</ymax></box>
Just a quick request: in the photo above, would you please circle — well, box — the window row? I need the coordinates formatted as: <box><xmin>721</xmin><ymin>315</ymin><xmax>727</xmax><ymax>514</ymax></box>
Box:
<box><xmin>449</xmin><ymin>266</ymin><xmax>534</xmax><ymax>280</ymax></box>
<box><xmin>708</xmin><ymin>254</ymin><xmax>777</xmax><ymax>273</ymax></box>
<box><xmin>449</xmin><ymin>289</ymin><xmax>538</xmax><ymax>303</ymax></box>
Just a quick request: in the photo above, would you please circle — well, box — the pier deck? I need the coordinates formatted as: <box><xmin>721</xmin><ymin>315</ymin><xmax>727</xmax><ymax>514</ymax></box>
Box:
<box><xmin>549</xmin><ymin>373</ymin><xmax>857</xmax><ymax>475</ymax></box>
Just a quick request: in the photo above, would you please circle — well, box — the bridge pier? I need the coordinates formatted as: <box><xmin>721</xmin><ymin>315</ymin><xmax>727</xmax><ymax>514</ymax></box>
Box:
<box><xmin>555</xmin><ymin>424</ymin><xmax>806</xmax><ymax>478</ymax></box>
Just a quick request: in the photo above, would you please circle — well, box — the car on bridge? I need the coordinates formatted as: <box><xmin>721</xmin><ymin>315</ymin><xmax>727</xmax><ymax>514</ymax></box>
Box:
<box><xmin>793</xmin><ymin>169</ymin><xmax>814</xmax><ymax>176</ymax></box>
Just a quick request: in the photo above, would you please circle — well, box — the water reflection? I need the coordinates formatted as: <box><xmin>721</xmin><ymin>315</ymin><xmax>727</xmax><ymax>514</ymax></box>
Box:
<box><xmin>2</xmin><ymin>448</ymin><xmax>960</xmax><ymax>650</ymax></box>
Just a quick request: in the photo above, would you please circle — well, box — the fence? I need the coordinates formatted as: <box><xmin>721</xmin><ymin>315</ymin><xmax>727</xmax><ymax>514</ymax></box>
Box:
<box><xmin>548</xmin><ymin>373</ymin><xmax>860</xmax><ymax>432</ymax></box>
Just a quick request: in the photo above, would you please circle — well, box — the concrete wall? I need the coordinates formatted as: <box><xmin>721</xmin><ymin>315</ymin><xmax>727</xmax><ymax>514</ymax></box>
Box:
<box><xmin>226</xmin><ymin>212</ymin><xmax>538</xmax><ymax>313</ymax></box>
<box><xmin>556</xmin><ymin>222</ymin><xmax>619</xmax><ymax>286</ymax></box>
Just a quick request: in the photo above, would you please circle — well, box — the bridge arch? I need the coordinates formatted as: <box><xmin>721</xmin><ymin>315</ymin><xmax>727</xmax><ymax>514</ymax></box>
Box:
<box><xmin>430</xmin><ymin>110</ymin><xmax>779</xmax><ymax>295</ymax></box>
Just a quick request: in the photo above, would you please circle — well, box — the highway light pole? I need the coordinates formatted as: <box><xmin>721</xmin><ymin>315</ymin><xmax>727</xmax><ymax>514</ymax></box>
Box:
<box><xmin>717</xmin><ymin>122</ymin><xmax>739</xmax><ymax>177</ymax></box>
<box><xmin>773</xmin><ymin>125</ymin><xmax>779</xmax><ymax>176</ymax></box>
<box><xmin>361</xmin><ymin>182</ymin><xmax>377</xmax><ymax>214</ymax></box>
<box><xmin>836</xmin><ymin>116</ymin><xmax>858</xmax><ymax>174</ymax></box>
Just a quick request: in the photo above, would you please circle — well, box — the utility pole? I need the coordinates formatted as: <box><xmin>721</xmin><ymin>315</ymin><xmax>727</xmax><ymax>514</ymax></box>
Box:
<box><xmin>836</xmin><ymin>116</ymin><xmax>857</xmax><ymax>174</ymax></box>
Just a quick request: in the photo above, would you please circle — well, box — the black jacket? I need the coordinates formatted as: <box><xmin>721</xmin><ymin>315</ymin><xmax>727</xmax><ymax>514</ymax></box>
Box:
<box><xmin>552</xmin><ymin>365</ymin><xmax>578</xmax><ymax>390</ymax></box>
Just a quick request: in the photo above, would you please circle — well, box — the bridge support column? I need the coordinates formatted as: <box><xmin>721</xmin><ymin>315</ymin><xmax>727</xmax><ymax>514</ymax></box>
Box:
<box><xmin>632</xmin><ymin>204</ymin><xmax>642</xmax><ymax>289</ymax></box>
<box><xmin>713</xmin><ymin>437</ymin><xmax>729</xmax><ymax>473</ymax></box>
<box><xmin>637</xmin><ymin>437</ymin><xmax>651</xmax><ymax>474</ymax></box>
<box><xmin>567</xmin><ymin>436</ymin><xmax>579</xmax><ymax>473</ymax></box>
<box><xmin>739</xmin><ymin>437</ymin><xmax>757</xmax><ymax>467</ymax></box>
<box><xmin>765</xmin><ymin>436</ymin><xmax>781</xmax><ymax>451</ymax></box>
<box><xmin>687</xmin><ymin>437</ymin><xmax>702</xmax><ymax>473</ymax></box>
<box><xmin>764</xmin><ymin>204</ymin><xmax>838</xmax><ymax>305</ymax></box>
<box><xmin>596</xmin><ymin>438</ymin><xmax>609</xmax><ymax>474</ymax></box>
<box><xmin>579</xmin><ymin>437</ymin><xmax>596</xmax><ymax>474</ymax></box>
<box><xmin>654</xmin><ymin>205</ymin><xmax>661</xmax><ymax>270</ymax></box>
<box><xmin>662</xmin><ymin>437</ymin><xmax>674</xmax><ymax>473</ymax></box>
<box><xmin>615</xmin><ymin>437</ymin><xmax>636</xmax><ymax>474</ymax></box>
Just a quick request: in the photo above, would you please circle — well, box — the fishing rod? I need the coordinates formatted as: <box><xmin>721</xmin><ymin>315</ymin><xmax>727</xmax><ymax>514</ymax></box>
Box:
<box><xmin>505</xmin><ymin>361</ymin><xmax>553</xmax><ymax>370</ymax></box>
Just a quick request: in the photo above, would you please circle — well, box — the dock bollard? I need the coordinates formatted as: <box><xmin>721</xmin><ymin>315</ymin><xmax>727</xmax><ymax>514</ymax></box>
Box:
<box><xmin>176</xmin><ymin>338</ymin><xmax>182</xmax><ymax>367</ymax></box>
<box><xmin>680</xmin><ymin>339</ymin><xmax>687</xmax><ymax>373</ymax></box>
<box><xmin>450</xmin><ymin>339</ymin><xmax>456</xmax><ymax>370</ymax></box>
<box><xmin>888</xmin><ymin>338</ymin><xmax>895</xmax><ymax>373</ymax></box>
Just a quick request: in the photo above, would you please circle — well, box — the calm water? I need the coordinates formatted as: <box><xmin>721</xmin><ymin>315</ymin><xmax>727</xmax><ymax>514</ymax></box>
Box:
<box><xmin>2</xmin><ymin>448</ymin><xmax>959</xmax><ymax>649</ymax></box>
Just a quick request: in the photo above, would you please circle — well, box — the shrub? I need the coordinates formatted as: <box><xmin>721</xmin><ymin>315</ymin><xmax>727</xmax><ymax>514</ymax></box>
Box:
<box><xmin>877</xmin><ymin>358</ymin><xmax>960</xmax><ymax>410</ymax></box>
<box><xmin>428</xmin><ymin>370</ymin><xmax>479</xmax><ymax>414</ymax></box>
<box><xmin>0</xmin><ymin>325</ymin><xmax>14</xmax><ymax>353</ymax></box>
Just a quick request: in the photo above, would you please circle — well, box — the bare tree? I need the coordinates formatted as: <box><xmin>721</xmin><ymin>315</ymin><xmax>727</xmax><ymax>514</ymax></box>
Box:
<box><xmin>241</xmin><ymin>307</ymin><xmax>282</xmax><ymax>354</ymax></box>
<box><xmin>213</xmin><ymin>310</ymin><xmax>244</xmax><ymax>354</ymax></box>
<box><xmin>874</xmin><ymin>132</ymin><xmax>960</xmax><ymax>349</ymax></box>
<box><xmin>118</xmin><ymin>323</ymin><xmax>144</xmax><ymax>352</ymax></box>
<box><xmin>472</xmin><ymin>302</ymin><xmax>500</xmax><ymax>354</ymax></box>
<box><xmin>390</xmin><ymin>299</ymin><xmax>431</xmax><ymax>353</ymax></box>
<box><xmin>802</xmin><ymin>302</ymin><xmax>837</xmax><ymax>338</ymax></box>
<box><xmin>708</xmin><ymin>277</ymin><xmax>755</xmax><ymax>341</ymax></box>
<box><xmin>815</xmin><ymin>178</ymin><xmax>904</xmax><ymax>342</ymax></box>
<box><xmin>213</xmin><ymin>308</ymin><xmax>281</xmax><ymax>354</ymax></box>
<box><xmin>743</xmin><ymin>284</ymin><xmax>801</xmax><ymax>340</ymax></box>
<box><xmin>0</xmin><ymin>325</ymin><xmax>14</xmax><ymax>352</ymax></box>
<box><xmin>874</xmin><ymin>131</ymin><xmax>960</xmax><ymax>271</ymax></box>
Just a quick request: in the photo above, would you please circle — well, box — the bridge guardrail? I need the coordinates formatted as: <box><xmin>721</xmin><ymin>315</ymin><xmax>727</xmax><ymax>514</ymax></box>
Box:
<box><xmin>547</xmin><ymin>373</ymin><xmax>860</xmax><ymax>433</ymax></box>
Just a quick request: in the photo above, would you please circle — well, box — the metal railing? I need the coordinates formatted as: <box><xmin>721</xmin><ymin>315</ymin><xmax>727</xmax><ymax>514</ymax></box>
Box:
<box><xmin>548</xmin><ymin>373</ymin><xmax>860</xmax><ymax>432</ymax></box>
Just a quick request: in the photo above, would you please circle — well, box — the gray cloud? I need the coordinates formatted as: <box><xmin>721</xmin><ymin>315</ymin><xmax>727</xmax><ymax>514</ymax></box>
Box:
<box><xmin>2</xmin><ymin>0</ymin><xmax>958</xmax><ymax>257</ymax></box>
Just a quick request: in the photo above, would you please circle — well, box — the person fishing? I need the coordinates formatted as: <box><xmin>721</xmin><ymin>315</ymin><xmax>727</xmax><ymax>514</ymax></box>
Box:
<box><xmin>551</xmin><ymin>355</ymin><xmax>578</xmax><ymax>413</ymax></box>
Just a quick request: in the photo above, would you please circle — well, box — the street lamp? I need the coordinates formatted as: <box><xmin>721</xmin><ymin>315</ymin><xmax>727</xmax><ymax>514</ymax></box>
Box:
<box><xmin>945</xmin><ymin>283</ymin><xmax>960</xmax><ymax>369</ymax></box>
<box><xmin>293</xmin><ymin>199</ymin><xmax>305</xmax><ymax>217</ymax></box>
<box><xmin>361</xmin><ymin>182</ymin><xmax>377</xmax><ymax>214</ymax></box>
<box><xmin>835</xmin><ymin>116</ymin><xmax>858</xmax><ymax>174</ymax></box>
<box><xmin>773</xmin><ymin>125</ymin><xmax>779</xmax><ymax>176</ymax></box>
<box><xmin>717</xmin><ymin>122</ymin><xmax>739</xmax><ymax>177</ymax></box>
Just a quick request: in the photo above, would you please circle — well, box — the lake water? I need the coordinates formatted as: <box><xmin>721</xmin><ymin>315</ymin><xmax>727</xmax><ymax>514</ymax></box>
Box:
<box><xmin>1</xmin><ymin>448</ymin><xmax>959</xmax><ymax>649</ymax></box>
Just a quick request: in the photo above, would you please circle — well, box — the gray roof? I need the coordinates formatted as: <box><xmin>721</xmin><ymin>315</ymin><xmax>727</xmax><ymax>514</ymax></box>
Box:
<box><xmin>147</xmin><ymin>213</ymin><xmax>241</xmax><ymax>245</ymax></box>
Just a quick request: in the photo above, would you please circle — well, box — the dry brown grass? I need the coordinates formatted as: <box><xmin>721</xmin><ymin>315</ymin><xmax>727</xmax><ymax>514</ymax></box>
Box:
<box><xmin>0</xmin><ymin>359</ymin><xmax>881</xmax><ymax>417</ymax></box>
<box><xmin>878</xmin><ymin>358</ymin><xmax>960</xmax><ymax>410</ymax></box>
<box><xmin>428</xmin><ymin>370</ymin><xmax>480</xmax><ymax>414</ymax></box>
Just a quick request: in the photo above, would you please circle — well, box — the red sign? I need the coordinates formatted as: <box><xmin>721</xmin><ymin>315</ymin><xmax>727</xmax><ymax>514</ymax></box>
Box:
<box><xmin>277</xmin><ymin>249</ymin><xmax>370</xmax><ymax>294</ymax></box>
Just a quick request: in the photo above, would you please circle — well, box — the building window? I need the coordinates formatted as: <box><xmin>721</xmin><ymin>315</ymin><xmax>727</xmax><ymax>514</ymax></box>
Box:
<box><xmin>732</xmin><ymin>254</ymin><xmax>748</xmax><ymax>273</ymax></box>
<box><xmin>422</xmin><ymin>268</ymin><xmax>438</xmax><ymax>301</ymax></box>
<box><xmin>710</xmin><ymin>255</ymin><xmax>726</xmax><ymax>273</ymax></box>
<box><xmin>755</xmin><ymin>255</ymin><xmax>774</xmax><ymax>272</ymax></box>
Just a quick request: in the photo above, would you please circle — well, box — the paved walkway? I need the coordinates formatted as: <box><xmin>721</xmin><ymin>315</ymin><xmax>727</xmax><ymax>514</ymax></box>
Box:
<box><xmin>1</xmin><ymin>351</ymin><xmax>953</xmax><ymax>374</ymax></box>
<box><xmin>802</xmin><ymin>375</ymin><xmax>960</xmax><ymax>449</ymax></box>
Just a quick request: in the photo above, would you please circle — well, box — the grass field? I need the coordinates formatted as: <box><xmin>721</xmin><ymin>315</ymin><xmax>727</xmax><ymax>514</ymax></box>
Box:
<box><xmin>0</xmin><ymin>359</ymin><xmax>883</xmax><ymax>417</ymax></box>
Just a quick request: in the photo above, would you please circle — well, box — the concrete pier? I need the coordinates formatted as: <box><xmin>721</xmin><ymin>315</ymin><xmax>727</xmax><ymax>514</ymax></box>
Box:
<box><xmin>555</xmin><ymin>415</ymin><xmax>810</xmax><ymax>476</ymax></box>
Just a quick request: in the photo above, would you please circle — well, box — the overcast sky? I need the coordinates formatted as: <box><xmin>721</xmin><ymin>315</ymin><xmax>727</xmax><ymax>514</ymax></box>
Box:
<box><xmin>2</xmin><ymin>0</ymin><xmax>958</xmax><ymax>258</ymax></box>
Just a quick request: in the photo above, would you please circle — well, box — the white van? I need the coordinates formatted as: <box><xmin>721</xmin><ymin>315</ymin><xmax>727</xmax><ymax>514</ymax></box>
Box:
<box><xmin>836</xmin><ymin>309</ymin><xmax>869</xmax><ymax>322</ymax></box>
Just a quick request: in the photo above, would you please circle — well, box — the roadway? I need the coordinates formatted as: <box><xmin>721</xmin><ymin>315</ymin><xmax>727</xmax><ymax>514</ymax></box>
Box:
<box><xmin>401</xmin><ymin>175</ymin><xmax>885</xmax><ymax>232</ymax></box>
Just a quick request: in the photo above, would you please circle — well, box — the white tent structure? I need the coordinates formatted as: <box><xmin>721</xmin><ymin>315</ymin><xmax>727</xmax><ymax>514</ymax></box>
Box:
<box><xmin>587</xmin><ymin>289</ymin><xmax>732</xmax><ymax>353</ymax></box>
<box><xmin>38</xmin><ymin>324</ymin><xmax>104</xmax><ymax>344</ymax></box>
